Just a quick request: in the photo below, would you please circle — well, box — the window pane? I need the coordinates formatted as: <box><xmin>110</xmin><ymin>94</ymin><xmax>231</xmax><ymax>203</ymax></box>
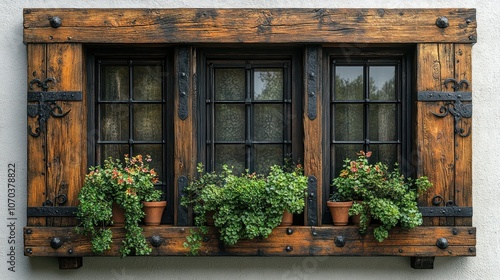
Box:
<box><xmin>332</xmin><ymin>144</ymin><xmax>363</xmax><ymax>176</ymax></box>
<box><xmin>369</xmin><ymin>66</ymin><xmax>396</xmax><ymax>100</ymax></box>
<box><xmin>334</xmin><ymin>66</ymin><xmax>363</xmax><ymax>100</ymax></box>
<box><xmin>100</xmin><ymin>144</ymin><xmax>128</xmax><ymax>164</ymax></box>
<box><xmin>254</xmin><ymin>104</ymin><xmax>283</xmax><ymax>141</ymax></box>
<box><xmin>214</xmin><ymin>104</ymin><xmax>245</xmax><ymax>141</ymax></box>
<box><xmin>215</xmin><ymin>68</ymin><xmax>245</xmax><ymax>101</ymax></box>
<box><xmin>334</xmin><ymin>104</ymin><xmax>363</xmax><ymax>141</ymax></box>
<box><xmin>101</xmin><ymin>66</ymin><xmax>129</xmax><ymax>100</ymax></box>
<box><xmin>215</xmin><ymin>145</ymin><xmax>245</xmax><ymax>174</ymax></box>
<box><xmin>133</xmin><ymin>65</ymin><xmax>162</xmax><ymax>100</ymax></box>
<box><xmin>134</xmin><ymin>145</ymin><xmax>164</xmax><ymax>181</ymax></box>
<box><xmin>100</xmin><ymin>104</ymin><xmax>129</xmax><ymax>141</ymax></box>
<box><xmin>254</xmin><ymin>145</ymin><xmax>283</xmax><ymax>175</ymax></box>
<box><xmin>369</xmin><ymin>144</ymin><xmax>398</xmax><ymax>167</ymax></box>
<box><xmin>368</xmin><ymin>104</ymin><xmax>397</xmax><ymax>141</ymax></box>
<box><xmin>254</xmin><ymin>69</ymin><xmax>283</xmax><ymax>100</ymax></box>
<box><xmin>133</xmin><ymin>104</ymin><xmax>162</xmax><ymax>141</ymax></box>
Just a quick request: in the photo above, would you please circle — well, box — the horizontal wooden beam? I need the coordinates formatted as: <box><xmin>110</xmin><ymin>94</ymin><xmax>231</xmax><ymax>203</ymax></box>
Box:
<box><xmin>23</xmin><ymin>8</ymin><xmax>476</xmax><ymax>44</ymax></box>
<box><xmin>24</xmin><ymin>226</ymin><xmax>476</xmax><ymax>257</ymax></box>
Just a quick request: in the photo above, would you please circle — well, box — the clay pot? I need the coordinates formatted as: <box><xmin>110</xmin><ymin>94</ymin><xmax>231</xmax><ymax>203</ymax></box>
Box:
<box><xmin>279</xmin><ymin>210</ymin><xmax>294</xmax><ymax>226</ymax></box>
<box><xmin>112</xmin><ymin>202</ymin><xmax>125</xmax><ymax>226</ymax></box>
<box><xmin>327</xmin><ymin>201</ymin><xmax>353</xmax><ymax>226</ymax></box>
<box><xmin>142</xmin><ymin>201</ymin><xmax>167</xmax><ymax>226</ymax></box>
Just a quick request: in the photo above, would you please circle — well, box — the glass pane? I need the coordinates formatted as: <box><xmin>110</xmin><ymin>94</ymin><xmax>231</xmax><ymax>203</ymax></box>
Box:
<box><xmin>369</xmin><ymin>66</ymin><xmax>396</xmax><ymax>100</ymax></box>
<box><xmin>133</xmin><ymin>104</ymin><xmax>162</xmax><ymax>141</ymax></box>
<box><xmin>100</xmin><ymin>104</ymin><xmax>129</xmax><ymax>141</ymax></box>
<box><xmin>369</xmin><ymin>144</ymin><xmax>398</xmax><ymax>167</ymax></box>
<box><xmin>332</xmin><ymin>144</ymin><xmax>363</xmax><ymax>176</ymax></box>
<box><xmin>101</xmin><ymin>66</ymin><xmax>129</xmax><ymax>100</ymax></box>
<box><xmin>100</xmin><ymin>144</ymin><xmax>128</xmax><ymax>164</ymax></box>
<box><xmin>254</xmin><ymin>68</ymin><xmax>283</xmax><ymax>100</ymax></box>
<box><xmin>133</xmin><ymin>65</ymin><xmax>162</xmax><ymax>100</ymax></box>
<box><xmin>214</xmin><ymin>104</ymin><xmax>245</xmax><ymax>141</ymax></box>
<box><xmin>334</xmin><ymin>104</ymin><xmax>363</xmax><ymax>141</ymax></box>
<box><xmin>134</xmin><ymin>145</ymin><xmax>164</xmax><ymax>182</ymax></box>
<box><xmin>368</xmin><ymin>104</ymin><xmax>397</xmax><ymax>141</ymax></box>
<box><xmin>254</xmin><ymin>104</ymin><xmax>283</xmax><ymax>141</ymax></box>
<box><xmin>334</xmin><ymin>66</ymin><xmax>363</xmax><ymax>100</ymax></box>
<box><xmin>254</xmin><ymin>145</ymin><xmax>283</xmax><ymax>175</ymax></box>
<box><xmin>215</xmin><ymin>145</ymin><xmax>245</xmax><ymax>174</ymax></box>
<box><xmin>215</xmin><ymin>68</ymin><xmax>245</xmax><ymax>101</ymax></box>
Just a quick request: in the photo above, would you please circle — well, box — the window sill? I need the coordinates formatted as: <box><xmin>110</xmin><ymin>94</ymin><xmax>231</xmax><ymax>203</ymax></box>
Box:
<box><xmin>24</xmin><ymin>225</ymin><xmax>476</xmax><ymax>257</ymax></box>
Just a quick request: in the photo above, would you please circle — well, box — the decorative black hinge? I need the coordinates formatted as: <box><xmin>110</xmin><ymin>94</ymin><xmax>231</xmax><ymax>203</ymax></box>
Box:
<box><xmin>27</xmin><ymin>78</ymin><xmax>82</xmax><ymax>137</ymax></box>
<box><xmin>177</xmin><ymin>175</ymin><xmax>189</xmax><ymax>226</ymax></box>
<box><xmin>177</xmin><ymin>47</ymin><xmax>190</xmax><ymax>120</ymax></box>
<box><xmin>417</xmin><ymin>78</ymin><xmax>472</xmax><ymax>137</ymax></box>
<box><xmin>305</xmin><ymin>47</ymin><xmax>318</xmax><ymax>120</ymax></box>
<box><xmin>306</xmin><ymin>176</ymin><xmax>318</xmax><ymax>226</ymax></box>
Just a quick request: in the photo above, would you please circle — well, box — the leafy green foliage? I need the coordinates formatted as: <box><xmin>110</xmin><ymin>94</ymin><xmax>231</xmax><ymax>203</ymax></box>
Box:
<box><xmin>333</xmin><ymin>151</ymin><xmax>433</xmax><ymax>242</ymax></box>
<box><xmin>76</xmin><ymin>154</ymin><xmax>161</xmax><ymax>256</ymax></box>
<box><xmin>181</xmin><ymin>163</ymin><xmax>307</xmax><ymax>255</ymax></box>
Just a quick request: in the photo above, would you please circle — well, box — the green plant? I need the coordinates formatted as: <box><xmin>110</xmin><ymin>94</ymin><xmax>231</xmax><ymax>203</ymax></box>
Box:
<box><xmin>332</xmin><ymin>151</ymin><xmax>432</xmax><ymax>242</ymax></box>
<box><xmin>181</xmin><ymin>163</ymin><xmax>307</xmax><ymax>255</ymax></box>
<box><xmin>76</xmin><ymin>154</ymin><xmax>161</xmax><ymax>256</ymax></box>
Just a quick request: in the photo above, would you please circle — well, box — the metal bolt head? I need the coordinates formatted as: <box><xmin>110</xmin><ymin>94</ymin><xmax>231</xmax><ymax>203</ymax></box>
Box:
<box><xmin>285</xmin><ymin>246</ymin><xmax>293</xmax><ymax>252</ymax></box>
<box><xmin>50</xmin><ymin>237</ymin><xmax>63</xmax><ymax>249</ymax></box>
<box><xmin>436</xmin><ymin>16</ymin><xmax>450</xmax><ymax>28</ymax></box>
<box><xmin>436</xmin><ymin>237</ymin><xmax>449</xmax><ymax>249</ymax></box>
<box><xmin>286</xmin><ymin>228</ymin><xmax>293</xmax><ymax>235</ymax></box>
<box><xmin>49</xmin><ymin>16</ymin><xmax>62</xmax><ymax>28</ymax></box>
<box><xmin>334</xmin><ymin>236</ymin><xmax>346</xmax><ymax>247</ymax></box>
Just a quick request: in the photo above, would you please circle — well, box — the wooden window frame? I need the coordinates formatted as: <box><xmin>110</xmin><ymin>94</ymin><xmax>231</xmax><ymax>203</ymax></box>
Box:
<box><xmin>23</xmin><ymin>8</ymin><xmax>476</xmax><ymax>269</ymax></box>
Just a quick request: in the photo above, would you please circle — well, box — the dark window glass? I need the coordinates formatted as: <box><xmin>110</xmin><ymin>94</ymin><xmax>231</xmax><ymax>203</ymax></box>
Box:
<box><xmin>206</xmin><ymin>62</ymin><xmax>291</xmax><ymax>174</ymax></box>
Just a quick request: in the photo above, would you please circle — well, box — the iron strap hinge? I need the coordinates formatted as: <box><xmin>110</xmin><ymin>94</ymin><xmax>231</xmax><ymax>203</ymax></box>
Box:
<box><xmin>416</xmin><ymin>78</ymin><xmax>472</xmax><ymax>137</ymax></box>
<box><xmin>418</xmin><ymin>206</ymin><xmax>473</xmax><ymax>217</ymax></box>
<box><xmin>306</xmin><ymin>175</ymin><xmax>318</xmax><ymax>226</ymax></box>
<box><xmin>27</xmin><ymin>78</ymin><xmax>83</xmax><ymax>138</ymax></box>
<box><xmin>27</xmin><ymin>206</ymin><xmax>78</xmax><ymax>217</ymax></box>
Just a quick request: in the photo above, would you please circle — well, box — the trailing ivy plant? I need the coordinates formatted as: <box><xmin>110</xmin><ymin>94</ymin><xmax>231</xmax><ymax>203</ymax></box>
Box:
<box><xmin>76</xmin><ymin>154</ymin><xmax>161</xmax><ymax>256</ymax></box>
<box><xmin>181</xmin><ymin>163</ymin><xmax>307</xmax><ymax>255</ymax></box>
<box><xmin>333</xmin><ymin>151</ymin><xmax>433</xmax><ymax>242</ymax></box>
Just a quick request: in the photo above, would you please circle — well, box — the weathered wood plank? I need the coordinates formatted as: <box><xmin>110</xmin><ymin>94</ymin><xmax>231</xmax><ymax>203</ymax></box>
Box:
<box><xmin>24</xmin><ymin>226</ymin><xmax>476</xmax><ymax>257</ymax></box>
<box><xmin>416</xmin><ymin>44</ymin><xmax>456</xmax><ymax>226</ymax></box>
<box><xmin>454</xmin><ymin>44</ymin><xmax>473</xmax><ymax>226</ymax></box>
<box><xmin>27</xmin><ymin>44</ymin><xmax>47</xmax><ymax>227</ymax></box>
<box><xmin>303</xmin><ymin>46</ymin><xmax>322</xmax><ymax>226</ymax></box>
<box><xmin>45</xmin><ymin>44</ymin><xmax>85</xmax><ymax>227</ymax></box>
<box><xmin>23</xmin><ymin>8</ymin><xmax>476</xmax><ymax>44</ymax></box>
<box><xmin>174</xmin><ymin>46</ymin><xmax>196</xmax><ymax>225</ymax></box>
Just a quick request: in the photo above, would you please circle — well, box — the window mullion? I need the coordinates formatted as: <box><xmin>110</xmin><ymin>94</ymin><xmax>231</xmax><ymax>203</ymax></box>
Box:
<box><xmin>245</xmin><ymin>64</ymin><xmax>252</xmax><ymax>171</ymax></box>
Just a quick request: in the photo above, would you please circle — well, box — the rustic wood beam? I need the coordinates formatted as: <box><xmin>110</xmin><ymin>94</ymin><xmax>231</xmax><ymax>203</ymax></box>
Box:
<box><xmin>23</xmin><ymin>8</ymin><xmax>476</xmax><ymax>44</ymax></box>
<box><xmin>24</xmin><ymin>226</ymin><xmax>476</xmax><ymax>257</ymax></box>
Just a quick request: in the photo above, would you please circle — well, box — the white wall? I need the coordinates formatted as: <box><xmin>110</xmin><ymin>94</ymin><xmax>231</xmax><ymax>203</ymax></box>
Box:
<box><xmin>1</xmin><ymin>0</ymin><xmax>498</xmax><ymax>279</ymax></box>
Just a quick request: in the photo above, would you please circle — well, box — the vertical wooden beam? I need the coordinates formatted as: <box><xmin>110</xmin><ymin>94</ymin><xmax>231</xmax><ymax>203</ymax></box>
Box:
<box><xmin>416</xmin><ymin>44</ymin><xmax>456</xmax><ymax>226</ymax></box>
<box><xmin>45</xmin><ymin>43</ymin><xmax>85</xmax><ymax>228</ymax></box>
<box><xmin>27</xmin><ymin>43</ymin><xmax>47</xmax><ymax>227</ymax></box>
<box><xmin>174</xmin><ymin>46</ymin><xmax>196</xmax><ymax>225</ymax></box>
<box><xmin>453</xmin><ymin>44</ymin><xmax>473</xmax><ymax>226</ymax></box>
<box><xmin>303</xmin><ymin>46</ymin><xmax>322</xmax><ymax>226</ymax></box>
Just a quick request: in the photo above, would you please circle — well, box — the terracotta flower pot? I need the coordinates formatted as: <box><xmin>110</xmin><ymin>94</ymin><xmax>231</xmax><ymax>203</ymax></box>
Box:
<box><xmin>327</xmin><ymin>201</ymin><xmax>353</xmax><ymax>226</ymax></box>
<box><xmin>142</xmin><ymin>201</ymin><xmax>167</xmax><ymax>226</ymax></box>
<box><xmin>112</xmin><ymin>202</ymin><xmax>125</xmax><ymax>226</ymax></box>
<box><xmin>279</xmin><ymin>210</ymin><xmax>294</xmax><ymax>226</ymax></box>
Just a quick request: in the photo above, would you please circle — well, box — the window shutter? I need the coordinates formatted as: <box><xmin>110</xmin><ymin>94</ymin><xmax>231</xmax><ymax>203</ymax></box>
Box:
<box><xmin>416</xmin><ymin>43</ymin><xmax>473</xmax><ymax>227</ymax></box>
<box><xmin>26</xmin><ymin>44</ymin><xmax>85</xmax><ymax>268</ymax></box>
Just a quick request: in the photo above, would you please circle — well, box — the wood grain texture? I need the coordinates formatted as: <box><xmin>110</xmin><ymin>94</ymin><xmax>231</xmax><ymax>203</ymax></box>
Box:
<box><xmin>44</xmin><ymin>44</ymin><xmax>85</xmax><ymax>227</ymax></box>
<box><xmin>173</xmin><ymin>46</ymin><xmax>196</xmax><ymax>225</ymax></box>
<box><xmin>453</xmin><ymin>44</ymin><xmax>473</xmax><ymax>226</ymax></box>
<box><xmin>416</xmin><ymin>43</ymin><xmax>473</xmax><ymax>227</ymax></box>
<box><xmin>23</xmin><ymin>8</ymin><xmax>476</xmax><ymax>44</ymax></box>
<box><xmin>27</xmin><ymin>44</ymin><xmax>47</xmax><ymax>227</ymax></box>
<box><xmin>24</xmin><ymin>226</ymin><xmax>476</xmax><ymax>257</ymax></box>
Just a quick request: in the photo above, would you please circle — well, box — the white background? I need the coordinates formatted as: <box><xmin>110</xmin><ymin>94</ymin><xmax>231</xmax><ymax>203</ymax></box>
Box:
<box><xmin>0</xmin><ymin>0</ymin><xmax>498</xmax><ymax>279</ymax></box>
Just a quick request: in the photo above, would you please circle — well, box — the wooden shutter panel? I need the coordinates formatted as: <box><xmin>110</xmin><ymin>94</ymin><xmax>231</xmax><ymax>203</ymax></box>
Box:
<box><xmin>27</xmin><ymin>43</ymin><xmax>85</xmax><ymax>228</ymax></box>
<box><xmin>416</xmin><ymin>43</ymin><xmax>473</xmax><ymax>227</ymax></box>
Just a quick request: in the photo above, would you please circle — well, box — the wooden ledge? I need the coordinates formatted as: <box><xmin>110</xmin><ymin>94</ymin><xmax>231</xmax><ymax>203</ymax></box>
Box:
<box><xmin>24</xmin><ymin>226</ymin><xmax>476</xmax><ymax>257</ymax></box>
<box><xmin>23</xmin><ymin>8</ymin><xmax>476</xmax><ymax>44</ymax></box>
